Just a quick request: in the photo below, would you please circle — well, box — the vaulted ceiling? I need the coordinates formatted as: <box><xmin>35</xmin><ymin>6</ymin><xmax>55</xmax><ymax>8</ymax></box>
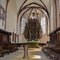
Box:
<box><xmin>15</xmin><ymin>0</ymin><xmax>50</xmax><ymax>22</ymax></box>
<box><xmin>16</xmin><ymin>0</ymin><xmax>50</xmax><ymax>12</ymax></box>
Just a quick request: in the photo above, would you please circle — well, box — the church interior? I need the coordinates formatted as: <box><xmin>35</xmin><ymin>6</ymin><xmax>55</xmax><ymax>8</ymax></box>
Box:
<box><xmin>0</xmin><ymin>0</ymin><xmax>60</xmax><ymax>60</ymax></box>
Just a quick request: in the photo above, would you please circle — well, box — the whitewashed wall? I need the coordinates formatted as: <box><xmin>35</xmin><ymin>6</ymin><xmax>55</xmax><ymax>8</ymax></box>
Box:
<box><xmin>6</xmin><ymin>0</ymin><xmax>17</xmax><ymax>33</ymax></box>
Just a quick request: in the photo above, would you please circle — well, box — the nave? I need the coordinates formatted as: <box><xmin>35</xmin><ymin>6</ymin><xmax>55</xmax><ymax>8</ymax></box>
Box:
<box><xmin>0</xmin><ymin>47</ymin><xmax>50</xmax><ymax>60</ymax></box>
<box><xmin>0</xmin><ymin>0</ymin><xmax>60</xmax><ymax>60</ymax></box>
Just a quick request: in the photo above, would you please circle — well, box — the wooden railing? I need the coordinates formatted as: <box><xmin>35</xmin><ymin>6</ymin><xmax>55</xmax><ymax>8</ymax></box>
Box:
<box><xmin>0</xmin><ymin>29</ymin><xmax>18</xmax><ymax>57</ymax></box>
<box><xmin>49</xmin><ymin>27</ymin><xmax>60</xmax><ymax>48</ymax></box>
<box><xmin>42</xmin><ymin>27</ymin><xmax>60</xmax><ymax>60</ymax></box>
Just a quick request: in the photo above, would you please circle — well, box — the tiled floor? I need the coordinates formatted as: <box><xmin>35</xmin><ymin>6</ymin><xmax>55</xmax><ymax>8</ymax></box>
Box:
<box><xmin>0</xmin><ymin>47</ymin><xmax>50</xmax><ymax>60</ymax></box>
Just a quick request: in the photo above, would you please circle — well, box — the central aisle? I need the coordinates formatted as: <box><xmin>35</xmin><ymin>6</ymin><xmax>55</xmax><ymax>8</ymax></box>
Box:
<box><xmin>0</xmin><ymin>47</ymin><xmax>50</xmax><ymax>60</ymax></box>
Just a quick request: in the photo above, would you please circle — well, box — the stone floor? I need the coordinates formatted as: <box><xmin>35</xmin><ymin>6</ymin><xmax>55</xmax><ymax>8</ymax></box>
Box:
<box><xmin>0</xmin><ymin>47</ymin><xmax>50</xmax><ymax>60</ymax></box>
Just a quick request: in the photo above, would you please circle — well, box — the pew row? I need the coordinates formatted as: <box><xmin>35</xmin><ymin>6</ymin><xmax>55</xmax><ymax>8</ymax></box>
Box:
<box><xmin>42</xmin><ymin>47</ymin><xmax>60</xmax><ymax>60</ymax></box>
<box><xmin>42</xmin><ymin>27</ymin><xmax>60</xmax><ymax>60</ymax></box>
<box><xmin>0</xmin><ymin>44</ymin><xmax>18</xmax><ymax>57</ymax></box>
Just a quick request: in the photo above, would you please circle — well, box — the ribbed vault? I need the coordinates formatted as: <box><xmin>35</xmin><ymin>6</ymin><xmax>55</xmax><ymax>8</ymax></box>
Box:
<box><xmin>17</xmin><ymin>0</ymin><xmax>49</xmax><ymax>25</ymax></box>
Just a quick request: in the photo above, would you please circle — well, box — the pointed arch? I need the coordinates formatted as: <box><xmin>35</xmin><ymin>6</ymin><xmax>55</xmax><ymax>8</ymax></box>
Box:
<box><xmin>18</xmin><ymin>2</ymin><xmax>49</xmax><ymax>18</ymax></box>
<box><xmin>19</xmin><ymin>7</ymin><xmax>49</xmax><ymax>35</ymax></box>
<box><xmin>20</xmin><ymin>7</ymin><xmax>49</xmax><ymax>24</ymax></box>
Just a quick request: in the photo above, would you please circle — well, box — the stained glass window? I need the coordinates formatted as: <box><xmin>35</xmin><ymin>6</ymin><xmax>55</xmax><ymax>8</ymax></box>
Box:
<box><xmin>21</xmin><ymin>17</ymin><xmax>27</xmax><ymax>34</ymax></box>
<box><xmin>41</xmin><ymin>15</ymin><xmax>46</xmax><ymax>35</ymax></box>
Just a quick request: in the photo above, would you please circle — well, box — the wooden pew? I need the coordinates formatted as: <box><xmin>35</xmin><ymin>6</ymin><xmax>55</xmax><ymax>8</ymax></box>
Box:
<box><xmin>0</xmin><ymin>45</ymin><xmax>10</xmax><ymax>57</ymax></box>
<box><xmin>2</xmin><ymin>43</ymin><xmax>18</xmax><ymax>52</ymax></box>
<box><xmin>6</xmin><ymin>44</ymin><xmax>18</xmax><ymax>52</ymax></box>
<box><xmin>43</xmin><ymin>47</ymin><xmax>59</xmax><ymax>60</ymax></box>
<box><xmin>0</xmin><ymin>29</ymin><xmax>11</xmax><ymax>56</ymax></box>
<box><xmin>43</xmin><ymin>27</ymin><xmax>60</xmax><ymax>60</ymax></box>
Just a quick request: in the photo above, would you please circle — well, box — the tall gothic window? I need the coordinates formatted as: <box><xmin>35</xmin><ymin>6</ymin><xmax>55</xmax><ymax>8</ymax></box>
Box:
<box><xmin>0</xmin><ymin>5</ymin><xmax>5</xmax><ymax>30</ymax></box>
<box><xmin>41</xmin><ymin>15</ymin><xmax>46</xmax><ymax>35</ymax></box>
<box><xmin>21</xmin><ymin>17</ymin><xmax>27</xmax><ymax>34</ymax></box>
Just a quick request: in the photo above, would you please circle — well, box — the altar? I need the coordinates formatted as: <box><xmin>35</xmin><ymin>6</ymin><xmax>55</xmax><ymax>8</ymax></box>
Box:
<box><xmin>24</xmin><ymin>18</ymin><xmax>42</xmax><ymax>41</ymax></box>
